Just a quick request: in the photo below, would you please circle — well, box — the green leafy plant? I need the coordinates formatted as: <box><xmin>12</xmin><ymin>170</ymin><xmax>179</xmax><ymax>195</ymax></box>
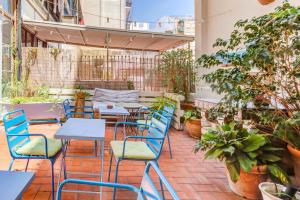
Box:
<box><xmin>196</xmin><ymin>3</ymin><xmax>300</xmax><ymax>148</ymax></box>
<box><xmin>127</xmin><ymin>80</ymin><xmax>135</xmax><ymax>90</ymax></box>
<box><xmin>194</xmin><ymin>122</ymin><xmax>290</xmax><ymax>184</ymax></box>
<box><xmin>184</xmin><ymin>108</ymin><xmax>202</xmax><ymax>122</ymax></box>
<box><xmin>159</xmin><ymin>49</ymin><xmax>195</xmax><ymax>100</ymax></box>
<box><xmin>150</xmin><ymin>96</ymin><xmax>175</xmax><ymax>111</ymax></box>
<box><xmin>274</xmin><ymin>112</ymin><xmax>300</xmax><ymax>149</ymax></box>
<box><xmin>50</xmin><ymin>48</ymin><xmax>62</xmax><ymax>60</ymax></box>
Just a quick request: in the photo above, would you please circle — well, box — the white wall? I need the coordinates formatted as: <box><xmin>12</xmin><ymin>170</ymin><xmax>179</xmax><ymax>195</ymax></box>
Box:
<box><xmin>80</xmin><ymin>0</ymin><xmax>126</xmax><ymax>29</ymax></box>
<box><xmin>195</xmin><ymin>0</ymin><xmax>300</xmax><ymax>99</ymax></box>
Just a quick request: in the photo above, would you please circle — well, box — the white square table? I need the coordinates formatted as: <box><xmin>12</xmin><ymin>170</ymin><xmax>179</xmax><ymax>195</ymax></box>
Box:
<box><xmin>55</xmin><ymin>118</ymin><xmax>106</xmax><ymax>199</ymax></box>
<box><xmin>0</xmin><ymin>170</ymin><xmax>35</xmax><ymax>200</ymax></box>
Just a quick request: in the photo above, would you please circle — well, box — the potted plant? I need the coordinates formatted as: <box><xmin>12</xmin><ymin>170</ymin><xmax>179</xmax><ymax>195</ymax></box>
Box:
<box><xmin>74</xmin><ymin>86</ymin><xmax>90</xmax><ymax>118</ymax></box>
<box><xmin>274</xmin><ymin>113</ymin><xmax>300</xmax><ymax>185</ymax></box>
<box><xmin>259</xmin><ymin>182</ymin><xmax>299</xmax><ymax>200</ymax></box>
<box><xmin>196</xmin><ymin>2</ymin><xmax>300</xmax><ymax>187</ymax></box>
<box><xmin>195</xmin><ymin>122</ymin><xmax>290</xmax><ymax>199</ymax></box>
<box><xmin>184</xmin><ymin>108</ymin><xmax>202</xmax><ymax>138</ymax></box>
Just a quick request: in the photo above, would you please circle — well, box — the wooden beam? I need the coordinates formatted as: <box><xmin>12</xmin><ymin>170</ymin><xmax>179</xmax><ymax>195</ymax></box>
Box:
<box><xmin>55</xmin><ymin>27</ymin><xmax>66</xmax><ymax>43</ymax></box>
<box><xmin>79</xmin><ymin>30</ymin><xmax>86</xmax><ymax>45</ymax></box>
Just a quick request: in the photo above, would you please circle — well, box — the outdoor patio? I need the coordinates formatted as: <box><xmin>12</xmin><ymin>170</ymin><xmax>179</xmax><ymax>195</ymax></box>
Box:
<box><xmin>0</xmin><ymin>123</ymin><xmax>243</xmax><ymax>200</ymax></box>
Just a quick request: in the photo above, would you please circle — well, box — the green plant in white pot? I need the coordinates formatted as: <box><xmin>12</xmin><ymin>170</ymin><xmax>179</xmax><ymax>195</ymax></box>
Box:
<box><xmin>195</xmin><ymin>122</ymin><xmax>289</xmax><ymax>199</ymax></box>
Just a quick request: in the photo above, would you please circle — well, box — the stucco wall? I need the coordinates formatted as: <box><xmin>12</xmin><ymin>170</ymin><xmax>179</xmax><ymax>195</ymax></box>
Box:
<box><xmin>195</xmin><ymin>0</ymin><xmax>300</xmax><ymax>99</ymax></box>
<box><xmin>80</xmin><ymin>0</ymin><xmax>126</xmax><ymax>29</ymax></box>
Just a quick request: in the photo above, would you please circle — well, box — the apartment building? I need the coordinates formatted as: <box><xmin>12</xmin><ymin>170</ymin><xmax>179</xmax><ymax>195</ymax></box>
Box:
<box><xmin>155</xmin><ymin>16</ymin><xmax>195</xmax><ymax>35</ymax></box>
<box><xmin>80</xmin><ymin>0</ymin><xmax>132</xmax><ymax>29</ymax></box>
<box><xmin>128</xmin><ymin>22</ymin><xmax>149</xmax><ymax>31</ymax></box>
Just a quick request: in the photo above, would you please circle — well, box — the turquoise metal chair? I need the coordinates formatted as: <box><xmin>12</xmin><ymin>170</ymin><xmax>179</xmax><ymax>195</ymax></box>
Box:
<box><xmin>137</xmin><ymin>102</ymin><xmax>176</xmax><ymax>158</ymax></box>
<box><xmin>57</xmin><ymin>161</ymin><xmax>180</xmax><ymax>200</ymax></box>
<box><xmin>3</xmin><ymin>110</ymin><xmax>62</xmax><ymax>200</ymax></box>
<box><xmin>62</xmin><ymin>99</ymin><xmax>94</xmax><ymax>120</ymax></box>
<box><xmin>108</xmin><ymin>112</ymin><xmax>170</xmax><ymax>200</ymax></box>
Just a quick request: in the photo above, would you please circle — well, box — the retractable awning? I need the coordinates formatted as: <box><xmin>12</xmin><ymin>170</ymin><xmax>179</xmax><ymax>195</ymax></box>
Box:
<box><xmin>22</xmin><ymin>20</ymin><xmax>194</xmax><ymax>52</ymax></box>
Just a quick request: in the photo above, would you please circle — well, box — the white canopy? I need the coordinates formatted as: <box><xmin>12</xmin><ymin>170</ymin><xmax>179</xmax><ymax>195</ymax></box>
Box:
<box><xmin>23</xmin><ymin>20</ymin><xmax>194</xmax><ymax>52</ymax></box>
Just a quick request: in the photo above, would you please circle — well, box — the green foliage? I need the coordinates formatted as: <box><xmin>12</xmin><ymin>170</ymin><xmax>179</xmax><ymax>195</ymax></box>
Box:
<box><xmin>196</xmin><ymin>3</ymin><xmax>300</xmax><ymax>148</ymax></box>
<box><xmin>274</xmin><ymin>112</ymin><xmax>300</xmax><ymax>149</ymax></box>
<box><xmin>127</xmin><ymin>81</ymin><xmax>135</xmax><ymax>90</ymax></box>
<box><xmin>159</xmin><ymin>49</ymin><xmax>194</xmax><ymax>100</ymax></box>
<box><xmin>194</xmin><ymin>122</ymin><xmax>289</xmax><ymax>184</ymax></box>
<box><xmin>150</xmin><ymin>96</ymin><xmax>175</xmax><ymax>111</ymax></box>
<box><xmin>184</xmin><ymin>108</ymin><xmax>202</xmax><ymax>122</ymax></box>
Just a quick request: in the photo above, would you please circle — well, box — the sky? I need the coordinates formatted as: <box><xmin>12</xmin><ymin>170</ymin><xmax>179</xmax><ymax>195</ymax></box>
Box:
<box><xmin>130</xmin><ymin>0</ymin><xmax>194</xmax><ymax>24</ymax></box>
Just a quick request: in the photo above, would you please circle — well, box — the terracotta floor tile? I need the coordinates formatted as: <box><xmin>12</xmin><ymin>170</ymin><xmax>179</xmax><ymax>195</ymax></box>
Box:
<box><xmin>0</xmin><ymin>124</ymin><xmax>244</xmax><ymax>200</ymax></box>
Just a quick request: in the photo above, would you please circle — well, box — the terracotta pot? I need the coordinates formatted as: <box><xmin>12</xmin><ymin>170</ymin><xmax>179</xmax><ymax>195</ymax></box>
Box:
<box><xmin>287</xmin><ymin>144</ymin><xmax>300</xmax><ymax>186</ymax></box>
<box><xmin>227</xmin><ymin>165</ymin><xmax>268</xmax><ymax>199</ymax></box>
<box><xmin>74</xmin><ymin>97</ymin><xmax>85</xmax><ymax>118</ymax></box>
<box><xmin>257</xmin><ymin>0</ymin><xmax>275</xmax><ymax>5</ymax></box>
<box><xmin>185</xmin><ymin>119</ymin><xmax>201</xmax><ymax>138</ymax></box>
<box><xmin>181</xmin><ymin>102</ymin><xmax>195</xmax><ymax>110</ymax></box>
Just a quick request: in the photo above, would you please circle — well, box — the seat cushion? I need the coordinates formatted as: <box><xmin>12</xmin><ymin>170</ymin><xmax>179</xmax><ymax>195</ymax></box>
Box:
<box><xmin>110</xmin><ymin>141</ymin><xmax>156</xmax><ymax>160</ymax></box>
<box><xmin>16</xmin><ymin>137</ymin><xmax>62</xmax><ymax>157</ymax></box>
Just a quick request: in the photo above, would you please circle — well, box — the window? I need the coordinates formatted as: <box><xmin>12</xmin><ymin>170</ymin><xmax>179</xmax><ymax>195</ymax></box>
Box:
<box><xmin>1</xmin><ymin>0</ymin><xmax>12</xmax><ymax>14</ymax></box>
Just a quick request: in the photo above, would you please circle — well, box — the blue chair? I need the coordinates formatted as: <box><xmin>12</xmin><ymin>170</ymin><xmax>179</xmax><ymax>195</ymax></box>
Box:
<box><xmin>3</xmin><ymin>110</ymin><xmax>62</xmax><ymax>200</ymax></box>
<box><xmin>62</xmin><ymin>99</ymin><xmax>94</xmax><ymax>120</ymax></box>
<box><xmin>137</xmin><ymin>102</ymin><xmax>176</xmax><ymax>158</ymax></box>
<box><xmin>57</xmin><ymin>161</ymin><xmax>180</xmax><ymax>200</ymax></box>
<box><xmin>108</xmin><ymin>112</ymin><xmax>170</xmax><ymax>199</ymax></box>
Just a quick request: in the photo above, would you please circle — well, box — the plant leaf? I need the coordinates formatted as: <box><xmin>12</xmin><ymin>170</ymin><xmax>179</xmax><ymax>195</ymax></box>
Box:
<box><xmin>268</xmin><ymin>164</ymin><xmax>290</xmax><ymax>185</ymax></box>
<box><xmin>259</xmin><ymin>154</ymin><xmax>281</xmax><ymax>162</ymax></box>
<box><xmin>237</xmin><ymin>153</ymin><xmax>254</xmax><ymax>172</ymax></box>
<box><xmin>225</xmin><ymin>161</ymin><xmax>240</xmax><ymax>182</ymax></box>
<box><xmin>242</xmin><ymin>135</ymin><xmax>266</xmax><ymax>152</ymax></box>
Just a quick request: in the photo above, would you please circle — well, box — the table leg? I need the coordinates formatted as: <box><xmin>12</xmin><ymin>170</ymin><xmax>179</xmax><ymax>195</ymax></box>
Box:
<box><xmin>99</xmin><ymin>139</ymin><xmax>104</xmax><ymax>200</ymax></box>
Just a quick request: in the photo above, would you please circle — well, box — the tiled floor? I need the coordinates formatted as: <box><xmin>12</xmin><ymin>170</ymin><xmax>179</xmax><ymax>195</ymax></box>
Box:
<box><xmin>0</xmin><ymin>124</ymin><xmax>244</xmax><ymax>200</ymax></box>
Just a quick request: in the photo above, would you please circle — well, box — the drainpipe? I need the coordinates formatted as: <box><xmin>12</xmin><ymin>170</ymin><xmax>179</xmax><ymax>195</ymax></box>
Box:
<box><xmin>12</xmin><ymin>0</ymin><xmax>22</xmax><ymax>82</ymax></box>
<box><xmin>194</xmin><ymin>0</ymin><xmax>207</xmax><ymax>59</ymax></box>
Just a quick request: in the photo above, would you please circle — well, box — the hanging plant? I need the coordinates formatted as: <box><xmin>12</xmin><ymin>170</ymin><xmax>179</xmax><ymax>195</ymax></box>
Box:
<box><xmin>50</xmin><ymin>48</ymin><xmax>62</xmax><ymax>60</ymax></box>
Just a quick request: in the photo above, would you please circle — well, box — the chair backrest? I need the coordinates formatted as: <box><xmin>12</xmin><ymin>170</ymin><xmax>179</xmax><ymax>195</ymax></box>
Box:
<box><xmin>56</xmin><ymin>161</ymin><xmax>180</xmax><ymax>200</ymax></box>
<box><xmin>161</xmin><ymin>102</ymin><xmax>176</xmax><ymax>129</ymax></box>
<box><xmin>138</xmin><ymin>161</ymin><xmax>180</xmax><ymax>200</ymax></box>
<box><xmin>146</xmin><ymin>112</ymin><xmax>169</xmax><ymax>157</ymax></box>
<box><xmin>162</xmin><ymin>102</ymin><xmax>176</xmax><ymax>116</ymax></box>
<box><xmin>3</xmin><ymin>110</ymin><xmax>30</xmax><ymax>154</ymax></box>
<box><xmin>63</xmin><ymin>99</ymin><xmax>73</xmax><ymax>119</ymax></box>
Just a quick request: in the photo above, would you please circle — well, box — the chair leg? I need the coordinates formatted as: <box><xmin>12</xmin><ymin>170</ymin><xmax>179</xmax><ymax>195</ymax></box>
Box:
<box><xmin>167</xmin><ymin>132</ymin><xmax>173</xmax><ymax>159</ymax></box>
<box><xmin>108</xmin><ymin>152</ymin><xmax>113</xmax><ymax>181</ymax></box>
<box><xmin>156</xmin><ymin>161</ymin><xmax>165</xmax><ymax>200</ymax></box>
<box><xmin>112</xmin><ymin>159</ymin><xmax>120</xmax><ymax>200</ymax></box>
<box><xmin>25</xmin><ymin>158</ymin><xmax>30</xmax><ymax>172</ymax></box>
<box><xmin>8</xmin><ymin>159</ymin><xmax>14</xmax><ymax>171</ymax></box>
<box><xmin>50</xmin><ymin>160</ymin><xmax>55</xmax><ymax>200</ymax></box>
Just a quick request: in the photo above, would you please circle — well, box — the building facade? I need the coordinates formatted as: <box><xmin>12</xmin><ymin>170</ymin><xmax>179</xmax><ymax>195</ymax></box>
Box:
<box><xmin>154</xmin><ymin>16</ymin><xmax>195</xmax><ymax>35</ymax></box>
<box><xmin>128</xmin><ymin>22</ymin><xmax>149</xmax><ymax>31</ymax></box>
<box><xmin>80</xmin><ymin>0</ymin><xmax>132</xmax><ymax>29</ymax></box>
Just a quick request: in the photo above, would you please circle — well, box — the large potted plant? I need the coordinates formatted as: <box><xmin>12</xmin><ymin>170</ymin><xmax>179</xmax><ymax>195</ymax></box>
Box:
<box><xmin>195</xmin><ymin>122</ymin><xmax>289</xmax><ymax>199</ymax></box>
<box><xmin>74</xmin><ymin>86</ymin><xmax>90</xmax><ymax>118</ymax></box>
<box><xmin>196</xmin><ymin>2</ymin><xmax>300</xmax><ymax>186</ymax></box>
<box><xmin>184</xmin><ymin>108</ymin><xmax>202</xmax><ymax>138</ymax></box>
